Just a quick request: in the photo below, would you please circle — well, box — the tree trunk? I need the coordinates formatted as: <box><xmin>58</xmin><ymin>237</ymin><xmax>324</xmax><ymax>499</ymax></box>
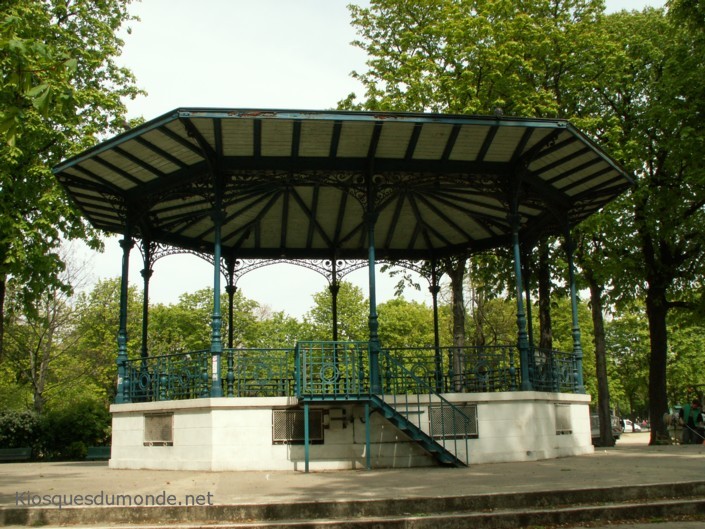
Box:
<box><xmin>537</xmin><ymin>237</ymin><xmax>552</xmax><ymax>350</ymax></box>
<box><xmin>444</xmin><ymin>257</ymin><xmax>467</xmax><ymax>391</ymax></box>
<box><xmin>645</xmin><ymin>281</ymin><xmax>671</xmax><ymax>444</ymax></box>
<box><xmin>0</xmin><ymin>277</ymin><xmax>4</xmax><ymax>361</ymax></box>
<box><xmin>587</xmin><ymin>270</ymin><xmax>615</xmax><ymax>447</ymax></box>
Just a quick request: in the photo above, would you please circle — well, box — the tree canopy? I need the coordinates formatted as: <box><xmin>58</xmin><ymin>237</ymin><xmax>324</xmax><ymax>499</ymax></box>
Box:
<box><xmin>0</xmin><ymin>0</ymin><xmax>141</xmax><ymax>355</ymax></box>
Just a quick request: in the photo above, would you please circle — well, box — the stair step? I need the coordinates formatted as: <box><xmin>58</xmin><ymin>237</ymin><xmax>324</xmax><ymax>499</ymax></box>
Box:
<box><xmin>6</xmin><ymin>497</ymin><xmax>705</xmax><ymax>529</ymax></box>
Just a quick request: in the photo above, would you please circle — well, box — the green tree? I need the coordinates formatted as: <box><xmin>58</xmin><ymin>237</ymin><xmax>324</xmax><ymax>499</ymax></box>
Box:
<box><xmin>73</xmin><ymin>277</ymin><xmax>142</xmax><ymax>401</ymax></box>
<box><xmin>305</xmin><ymin>281</ymin><xmax>368</xmax><ymax>342</ymax></box>
<box><xmin>251</xmin><ymin>310</ymin><xmax>307</xmax><ymax>349</ymax></box>
<box><xmin>378</xmin><ymin>298</ymin><xmax>435</xmax><ymax>348</ymax></box>
<box><xmin>342</xmin><ymin>0</ymin><xmax>611</xmax><ymax>368</ymax></box>
<box><xmin>0</xmin><ymin>0</ymin><xmax>141</xmax><ymax>355</ymax></box>
<box><xmin>586</xmin><ymin>8</ymin><xmax>705</xmax><ymax>442</ymax></box>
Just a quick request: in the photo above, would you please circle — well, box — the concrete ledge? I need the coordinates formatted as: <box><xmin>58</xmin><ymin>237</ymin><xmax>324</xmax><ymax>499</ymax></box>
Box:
<box><xmin>110</xmin><ymin>396</ymin><xmax>299</xmax><ymax>413</ymax></box>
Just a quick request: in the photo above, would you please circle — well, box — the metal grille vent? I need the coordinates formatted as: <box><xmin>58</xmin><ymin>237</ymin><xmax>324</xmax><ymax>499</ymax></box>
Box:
<box><xmin>430</xmin><ymin>404</ymin><xmax>478</xmax><ymax>439</ymax></box>
<box><xmin>555</xmin><ymin>404</ymin><xmax>572</xmax><ymax>434</ymax></box>
<box><xmin>144</xmin><ymin>413</ymin><xmax>173</xmax><ymax>446</ymax></box>
<box><xmin>272</xmin><ymin>409</ymin><xmax>324</xmax><ymax>444</ymax></box>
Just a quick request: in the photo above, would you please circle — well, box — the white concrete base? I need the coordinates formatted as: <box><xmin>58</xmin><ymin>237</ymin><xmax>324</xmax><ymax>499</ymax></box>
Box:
<box><xmin>109</xmin><ymin>392</ymin><xmax>593</xmax><ymax>471</ymax></box>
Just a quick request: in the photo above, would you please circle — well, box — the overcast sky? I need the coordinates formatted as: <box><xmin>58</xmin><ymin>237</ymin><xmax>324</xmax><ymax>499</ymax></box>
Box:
<box><xmin>79</xmin><ymin>0</ymin><xmax>666</xmax><ymax>318</ymax></box>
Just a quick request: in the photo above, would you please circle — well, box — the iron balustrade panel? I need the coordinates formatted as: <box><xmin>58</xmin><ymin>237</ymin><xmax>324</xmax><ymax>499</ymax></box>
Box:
<box><xmin>126</xmin><ymin>350</ymin><xmax>211</xmax><ymax>402</ymax></box>
<box><xmin>384</xmin><ymin>346</ymin><xmax>520</xmax><ymax>393</ymax></box>
<box><xmin>295</xmin><ymin>341</ymin><xmax>370</xmax><ymax>399</ymax></box>
<box><xmin>530</xmin><ymin>348</ymin><xmax>579</xmax><ymax>393</ymax></box>
<box><xmin>222</xmin><ymin>348</ymin><xmax>295</xmax><ymax>397</ymax></box>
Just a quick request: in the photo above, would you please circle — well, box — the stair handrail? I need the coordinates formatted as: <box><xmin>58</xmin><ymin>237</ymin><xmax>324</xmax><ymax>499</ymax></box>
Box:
<box><xmin>378</xmin><ymin>348</ymin><xmax>472</xmax><ymax>465</ymax></box>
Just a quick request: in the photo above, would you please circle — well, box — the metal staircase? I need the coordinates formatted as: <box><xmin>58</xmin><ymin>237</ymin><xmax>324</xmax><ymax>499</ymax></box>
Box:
<box><xmin>368</xmin><ymin>395</ymin><xmax>465</xmax><ymax>466</ymax></box>
<box><xmin>295</xmin><ymin>341</ymin><xmax>471</xmax><ymax>468</ymax></box>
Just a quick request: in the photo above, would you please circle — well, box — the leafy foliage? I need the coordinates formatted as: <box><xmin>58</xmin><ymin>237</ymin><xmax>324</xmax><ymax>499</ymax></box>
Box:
<box><xmin>0</xmin><ymin>0</ymin><xmax>142</xmax><ymax>354</ymax></box>
<box><xmin>0</xmin><ymin>409</ymin><xmax>40</xmax><ymax>449</ymax></box>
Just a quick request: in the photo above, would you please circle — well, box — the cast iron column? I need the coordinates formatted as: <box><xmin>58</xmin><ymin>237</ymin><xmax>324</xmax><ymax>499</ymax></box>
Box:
<box><xmin>565</xmin><ymin>232</ymin><xmax>586</xmax><ymax>393</ymax></box>
<box><xmin>115</xmin><ymin>230</ymin><xmax>134</xmax><ymax>404</ymax></box>
<box><xmin>225</xmin><ymin>254</ymin><xmax>237</xmax><ymax>349</ymax></box>
<box><xmin>511</xmin><ymin>215</ymin><xmax>532</xmax><ymax>391</ymax></box>
<box><xmin>226</xmin><ymin>285</ymin><xmax>236</xmax><ymax>349</ymax></box>
<box><xmin>521</xmin><ymin>249</ymin><xmax>534</xmax><ymax>350</ymax></box>
<box><xmin>367</xmin><ymin>210</ymin><xmax>381</xmax><ymax>393</ymax></box>
<box><xmin>140</xmin><ymin>240</ymin><xmax>153</xmax><ymax>364</ymax></box>
<box><xmin>210</xmin><ymin>207</ymin><xmax>224</xmax><ymax>398</ymax></box>
<box><xmin>330</xmin><ymin>258</ymin><xmax>340</xmax><ymax>341</ymax></box>
<box><xmin>430</xmin><ymin>261</ymin><xmax>443</xmax><ymax>392</ymax></box>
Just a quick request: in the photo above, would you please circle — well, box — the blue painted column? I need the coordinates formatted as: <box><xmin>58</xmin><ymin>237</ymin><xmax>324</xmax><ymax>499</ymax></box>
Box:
<box><xmin>430</xmin><ymin>261</ymin><xmax>443</xmax><ymax>393</ymax></box>
<box><xmin>510</xmin><ymin>215</ymin><xmax>532</xmax><ymax>391</ymax></box>
<box><xmin>521</xmin><ymin>251</ymin><xmax>534</xmax><ymax>350</ymax></box>
<box><xmin>140</xmin><ymin>240</ymin><xmax>152</xmax><ymax>365</ymax></box>
<box><xmin>210</xmin><ymin>208</ymin><xmax>224</xmax><ymax>398</ymax></box>
<box><xmin>115</xmin><ymin>230</ymin><xmax>134</xmax><ymax>404</ymax></box>
<box><xmin>565</xmin><ymin>232</ymin><xmax>586</xmax><ymax>394</ymax></box>
<box><xmin>330</xmin><ymin>258</ymin><xmax>340</xmax><ymax>341</ymax></box>
<box><xmin>304</xmin><ymin>403</ymin><xmax>310</xmax><ymax>473</ymax></box>
<box><xmin>366</xmin><ymin>210</ymin><xmax>381</xmax><ymax>394</ymax></box>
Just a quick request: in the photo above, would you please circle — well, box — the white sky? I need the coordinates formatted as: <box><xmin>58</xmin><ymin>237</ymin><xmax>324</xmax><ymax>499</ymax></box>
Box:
<box><xmin>79</xmin><ymin>0</ymin><xmax>665</xmax><ymax>318</ymax></box>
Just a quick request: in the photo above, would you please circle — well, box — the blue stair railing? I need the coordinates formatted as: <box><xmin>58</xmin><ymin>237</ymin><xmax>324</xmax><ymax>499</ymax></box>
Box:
<box><xmin>377</xmin><ymin>349</ymin><xmax>471</xmax><ymax>467</ymax></box>
<box><xmin>295</xmin><ymin>341</ymin><xmax>471</xmax><ymax>467</ymax></box>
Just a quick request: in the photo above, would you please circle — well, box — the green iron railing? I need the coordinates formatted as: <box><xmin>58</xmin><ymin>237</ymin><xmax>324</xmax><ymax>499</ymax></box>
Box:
<box><xmin>385</xmin><ymin>345</ymin><xmax>519</xmax><ymax>394</ymax></box>
<box><xmin>295</xmin><ymin>341</ymin><xmax>371</xmax><ymax>399</ymax></box>
<box><xmin>123</xmin><ymin>344</ymin><xmax>579</xmax><ymax>403</ymax></box>
<box><xmin>529</xmin><ymin>347</ymin><xmax>579</xmax><ymax>393</ymax></box>
<box><xmin>222</xmin><ymin>347</ymin><xmax>295</xmax><ymax>397</ymax></box>
<box><xmin>127</xmin><ymin>350</ymin><xmax>210</xmax><ymax>401</ymax></box>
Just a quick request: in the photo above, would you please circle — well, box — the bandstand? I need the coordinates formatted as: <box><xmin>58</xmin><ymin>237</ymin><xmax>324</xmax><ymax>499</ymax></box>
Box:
<box><xmin>53</xmin><ymin>109</ymin><xmax>631</xmax><ymax>471</ymax></box>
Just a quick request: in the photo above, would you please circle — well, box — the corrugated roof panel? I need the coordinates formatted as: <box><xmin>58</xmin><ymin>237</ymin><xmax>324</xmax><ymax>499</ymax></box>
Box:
<box><xmin>337</xmin><ymin>121</ymin><xmax>374</xmax><ymax>157</ymax></box>
<box><xmin>120</xmin><ymin>138</ymin><xmax>181</xmax><ymax>175</ymax></box>
<box><xmin>261</xmin><ymin>120</ymin><xmax>294</xmax><ymax>157</ymax></box>
<box><xmin>190</xmin><ymin>118</ymin><xmax>216</xmax><ymax>150</ymax></box>
<box><xmin>151</xmin><ymin>202</ymin><xmax>211</xmax><ymax>226</ymax></box>
<box><xmin>413</xmin><ymin>123</ymin><xmax>452</xmax><ymax>160</ymax></box>
<box><xmin>161</xmin><ymin>121</ymin><xmax>204</xmax><ymax>166</ymax></box>
<box><xmin>299</xmin><ymin>120</ymin><xmax>333</xmax><ymax>157</ymax></box>
<box><xmin>376</xmin><ymin>121</ymin><xmax>415</xmax><ymax>159</ymax></box>
<box><xmin>484</xmin><ymin>126</ymin><xmax>524</xmax><ymax>162</ymax></box>
<box><xmin>100</xmin><ymin>149</ymin><xmax>157</xmax><ymax>183</ymax></box>
<box><xmin>531</xmin><ymin>142</ymin><xmax>591</xmax><ymax>184</ymax></box>
<box><xmin>448</xmin><ymin>124</ymin><xmax>489</xmax><ymax>161</ymax></box>
<box><xmin>180</xmin><ymin>217</ymin><xmax>214</xmax><ymax>239</ymax></box>
<box><xmin>62</xmin><ymin>167</ymin><xmax>104</xmax><ymax>186</ymax></box>
<box><xmin>79</xmin><ymin>159</ymin><xmax>138</xmax><ymax>191</ymax></box>
<box><xmin>309</xmin><ymin>188</ymin><xmax>340</xmax><ymax>242</ymax></box>
<box><xmin>548</xmin><ymin>154</ymin><xmax>608</xmax><ymax>190</ymax></box>
<box><xmin>563</xmin><ymin>170</ymin><xmax>620</xmax><ymax>198</ymax></box>
<box><xmin>221</xmin><ymin>119</ymin><xmax>254</xmax><ymax>156</ymax></box>
<box><xmin>521</xmin><ymin>127</ymin><xmax>554</xmax><ymax>155</ymax></box>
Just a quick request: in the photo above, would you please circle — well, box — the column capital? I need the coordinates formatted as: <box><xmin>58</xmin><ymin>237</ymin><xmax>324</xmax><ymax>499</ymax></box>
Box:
<box><xmin>119</xmin><ymin>236</ymin><xmax>134</xmax><ymax>250</ymax></box>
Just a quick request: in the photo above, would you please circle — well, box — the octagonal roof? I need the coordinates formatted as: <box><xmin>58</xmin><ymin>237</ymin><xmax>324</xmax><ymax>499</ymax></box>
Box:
<box><xmin>53</xmin><ymin>108</ymin><xmax>631</xmax><ymax>260</ymax></box>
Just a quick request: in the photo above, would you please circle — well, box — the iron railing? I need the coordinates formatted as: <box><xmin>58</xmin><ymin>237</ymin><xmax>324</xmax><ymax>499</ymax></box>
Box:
<box><xmin>529</xmin><ymin>347</ymin><xmax>579</xmax><ymax>393</ymax></box>
<box><xmin>295</xmin><ymin>341</ymin><xmax>370</xmax><ymax>399</ymax></box>
<box><xmin>127</xmin><ymin>350</ymin><xmax>210</xmax><ymax>401</ymax></box>
<box><xmin>222</xmin><ymin>347</ymin><xmax>295</xmax><ymax>397</ymax></box>
<box><xmin>385</xmin><ymin>346</ymin><xmax>519</xmax><ymax>394</ymax></box>
<box><xmin>123</xmin><ymin>344</ymin><xmax>579</xmax><ymax>402</ymax></box>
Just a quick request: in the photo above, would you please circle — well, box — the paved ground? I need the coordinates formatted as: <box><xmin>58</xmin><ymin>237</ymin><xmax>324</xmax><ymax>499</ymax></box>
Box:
<box><xmin>1</xmin><ymin>432</ymin><xmax>704</xmax><ymax>528</ymax></box>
